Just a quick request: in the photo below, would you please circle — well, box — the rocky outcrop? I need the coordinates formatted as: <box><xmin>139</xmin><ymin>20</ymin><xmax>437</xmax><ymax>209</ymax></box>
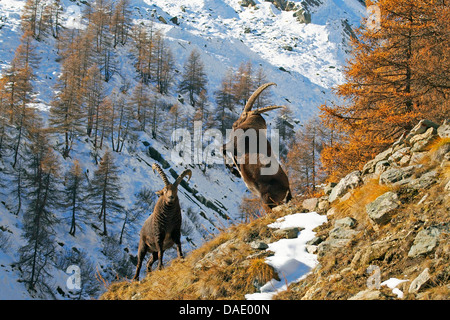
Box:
<box><xmin>293</xmin><ymin>119</ymin><xmax>450</xmax><ymax>300</ymax></box>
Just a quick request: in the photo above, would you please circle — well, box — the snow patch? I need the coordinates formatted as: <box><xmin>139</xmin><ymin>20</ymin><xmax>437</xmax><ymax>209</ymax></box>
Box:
<box><xmin>246</xmin><ymin>212</ymin><xmax>327</xmax><ymax>300</ymax></box>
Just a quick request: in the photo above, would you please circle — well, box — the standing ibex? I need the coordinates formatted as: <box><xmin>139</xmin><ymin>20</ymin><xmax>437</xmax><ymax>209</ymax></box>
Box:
<box><xmin>222</xmin><ymin>82</ymin><xmax>292</xmax><ymax>210</ymax></box>
<box><xmin>132</xmin><ymin>163</ymin><xmax>192</xmax><ymax>281</ymax></box>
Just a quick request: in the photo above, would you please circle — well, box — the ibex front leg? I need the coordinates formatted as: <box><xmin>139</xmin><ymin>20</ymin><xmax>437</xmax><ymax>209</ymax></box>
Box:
<box><xmin>155</xmin><ymin>233</ymin><xmax>165</xmax><ymax>270</ymax></box>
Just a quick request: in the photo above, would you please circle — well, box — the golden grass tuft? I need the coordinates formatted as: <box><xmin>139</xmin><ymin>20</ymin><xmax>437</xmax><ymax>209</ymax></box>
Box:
<box><xmin>244</xmin><ymin>258</ymin><xmax>279</xmax><ymax>291</ymax></box>
<box><xmin>333</xmin><ymin>178</ymin><xmax>395</xmax><ymax>224</ymax></box>
<box><xmin>428</xmin><ymin>136</ymin><xmax>450</xmax><ymax>153</ymax></box>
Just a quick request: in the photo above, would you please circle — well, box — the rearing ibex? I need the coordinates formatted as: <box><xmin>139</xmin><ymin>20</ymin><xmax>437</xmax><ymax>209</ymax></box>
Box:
<box><xmin>222</xmin><ymin>82</ymin><xmax>292</xmax><ymax>210</ymax></box>
<box><xmin>132</xmin><ymin>163</ymin><xmax>192</xmax><ymax>281</ymax></box>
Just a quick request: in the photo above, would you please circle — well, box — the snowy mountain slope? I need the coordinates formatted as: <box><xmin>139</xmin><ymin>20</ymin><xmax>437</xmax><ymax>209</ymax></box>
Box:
<box><xmin>0</xmin><ymin>0</ymin><xmax>364</xmax><ymax>299</ymax></box>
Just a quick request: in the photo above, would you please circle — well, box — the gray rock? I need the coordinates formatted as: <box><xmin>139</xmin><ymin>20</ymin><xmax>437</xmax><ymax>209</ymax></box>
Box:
<box><xmin>306</xmin><ymin>236</ymin><xmax>323</xmax><ymax>246</ymax></box>
<box><xmin>362</xmin><ymin>159</ymin><xmax>377</xmax><ymax>175</ymax></box>
<box><xmin>302</xmin><ymin>198</ymin><xmax>318</xmax><ymax>211</ymax></box>
<box><xmin>329</xmin><ymin>226</ymin><xmax>358</xmax><ymax>240</ymax></box>
<box><xmin>380</xmin><ymin>168</ymin><xmax>405</xmax><ymax>184</ymax></box>
<box><xmin>273</xmin><ymin>227</ymin><xmax>302</xmax><ymax>239</ymax></box>
<box><xmin>409</xmin><ymin>126</ymin><xmax>436</xmax><ymax>145</ymax></box>
<box><xmin>408</xmin><ymin>119</ymin><xmax>439</xmax><ymax>137</ymax></box>
<box><xmin>334</xmin><ymin>217</ymin><xmax>356</xmax><ymax>229</ymax></box>
<box><xmin>374</xmin><ymin>147</ymin><xmax>394</xmax><ymax>163</ymax></box>
<box><xmin>389</xmin><ymin>147</ymin><xmax>411</xmax><ymax>163</ymax></box>
<box><xmin>408</xmin><ymin>268</ymin><xmax>431</xmax><ymax>293</ymax></box>
<box><xmin>317</xmin><ymin>238</ymin><xmax>351</xmax><ymax>257</ymax></box>
<box><xmin>374</xmin><ymin>160</ymin><xmax>392</xmax><ymax>175</ymax></box>
<box><xmin>366</xmin><ymin>191</ymin><xmax>399</xmax><ymax>225</ymax></box>
<box><xmin>328</xmin><ymin>170</ymin><xmax>362</xmax><ymax>203</ymax></box>
<box><xmin>409</xmin><ymin>170</ymin><xmax>438</xmax><ymax>190</ymax></box>
<box><xmin>409</xmin><ymin>152</ymin><xmax>427</xmax><ymax>164</ymax></box>
<box><xmin>250</xmin><ymin>241</ymin><xmax>268</xmax><ymax>250</ymax></box>
<box><xmin>408</xmin><ymin>227</ymin><xmax>440</xmax><ymax>258</ymax></box>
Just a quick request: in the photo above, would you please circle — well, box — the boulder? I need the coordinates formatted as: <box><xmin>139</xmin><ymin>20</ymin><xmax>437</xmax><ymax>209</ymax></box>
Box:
<box><xmin>409</xmin><ymin>170</ymin><xmax>438</xmax><ymax>190</ymax></box>
<box><xmin>317</xmin><ymin>238</ymin><xmax>351</xmax><ymax>257</ymax></box>
<box><xmin>379</xmin><ymin>168</ymin><xmax>405</xmax><ymax>184</ymax></box>
<box><xmin>250</xmin><ymin>241</ymin><xmax>268</xmax><ymax>250</ymax></box>
<box><xmin>407</xmin><ymin>119</ymin><xmax>439</xmax><ymax>137</ymax></box>
<box><xmin>273</xmin><ymin>227</ymin><xmax>302</xmax><ymax>239</ymax></box>
<box><xmin>366</xmin><ymin>191</ymin><xmax>399</xmax><ymax>225</ymax></box>
<box><xmin>334</xmin><ymin>217</ymin><xmax>356</xmax><ymax>229</ymax></box>
<box><xmin>302</xmin><ymin>198</ymin><xmax>318</xmax><ymax>212</ymax></box>
<box><xmin>329</xmin><ymin>226</ymin><xmax>358</xmax><ymax>240</ymax></box>
<box><xmin>328</xmin><ymin>171</ymin><xmax>362</xmax><ymax>203</ymax></box>
<box><xmin>374</xmin><ymin>147</ymin><xmax>394</xmax><ymax>163</ymax></box>
<box><xmin>389</xmin><ymin>147</ymin><xmax>411</xmax><ymax>163</ymax></box>
<box><xmin>408</xmin><ymin>227</ymin><xmax>440</xmax><ymax>258</ymax></box>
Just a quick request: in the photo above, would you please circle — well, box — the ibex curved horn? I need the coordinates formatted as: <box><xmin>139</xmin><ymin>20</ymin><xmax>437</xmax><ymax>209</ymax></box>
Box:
<box><xmin>253</xmin><ymin>105</ymin><xmax>286</xmax><ymax>115</ymax></box>
<box><xmin>174</xmin><ymin>169</ymin><xmax>192</xmax><ymax>188</ymax></box>
<box><xmin>243</xmin><ymin>82</ymin><xmax>277</xmax><ymax>114</ymax></box>
<box><xmin>152</xmin><ymin>163</ymin><xmax>169</xmax><ymax>187</ymax></box>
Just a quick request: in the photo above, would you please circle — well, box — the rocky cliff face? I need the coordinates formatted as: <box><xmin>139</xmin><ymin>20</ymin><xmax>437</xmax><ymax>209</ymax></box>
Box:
<box><xmin>284</xmin><ymin>119</ymin><xmax>450</xmax><ymax>299</ymax></box>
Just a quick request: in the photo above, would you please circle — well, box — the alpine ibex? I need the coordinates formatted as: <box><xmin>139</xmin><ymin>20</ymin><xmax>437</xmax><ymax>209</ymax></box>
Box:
<box><xmin>132</xmin><ymin>163</ymin><xmax>192</xmax><ymax>281</ymax></box>
<box><xmin>222</xmin><ymin>82</ymin><xmax>292</xmax><ymax>210</ymax></box>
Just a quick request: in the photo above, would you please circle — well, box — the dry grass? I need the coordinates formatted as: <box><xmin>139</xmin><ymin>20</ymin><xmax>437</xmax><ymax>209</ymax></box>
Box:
<box><xmin>332</xmin><ymin>178</ymin><xmax>395</xmax><ymax>227</ymax></box>
<box><xmin>100</xmin><ymin>206</ymin><xmax>293</xmax><ymax>300</ymax></box>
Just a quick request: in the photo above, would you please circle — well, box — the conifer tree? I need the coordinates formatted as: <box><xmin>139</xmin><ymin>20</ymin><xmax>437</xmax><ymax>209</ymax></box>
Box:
<box><xmin>88</xmin><ymin>150</ymin><xmax>123</xmax><ymax>236</ymax></box>
<box><xmin>18</xmin><ymin>124</ymin><xmax>60</xmax><ymax>294</ymax></box>
<box><xmin>110</xmin><ymin>0</ymin><xmax>132</xmax><ymax>47</ymax></box>
<box><xmin>179</xmin><ymin>49</ymin><xmax>208</xmax><ymax>108</ymax></box>
<box><xmin>286</xmin><ymin>118</ymin><xmax>324</xmax><ymax>195</ymax></box>
<box><xmin>320</xmin><ymin>0</ymin><xmax>450</xmax><ymax>177</ymax></box>
<box><xmin>214</xmin><ymin>69</ymin><xmax>236</xmax><ymax>134</ymax></box>
<box><xmin>109</xmin><ymin>90</ymin><xmax>133</xmax><ymax>152</ymax></box>
<box><xmin>50</xmin><ymin>32</ymin><xmax>86</xmax><ymax>158</ymax></box>
<box><xmin>5</xmin><ymin>31</ymin><xmax>39</xmax><ymax>168</ymax></box>
<box><xmin>63</xmin><ymin>160</ymin><xmax>88</xmax><ymax>236</ymax></box>
<box><xmin>129</xmin><ymin>82</ymin><xmax>152</xmax><ymax>131</ymax></box>
<box><xmin>21</xmin><ymin>0</ymin><xmax>51</xmax><ymax>40</ymax></box>
<box><xmin>233</xmin><ymin>61</ymin><xmax>254</xmax><ymax>107</ymax></box>
<box><xmin>153</xmin><ymin>30</ymin><xmax>175</xmax><ymax>94</ymax></box>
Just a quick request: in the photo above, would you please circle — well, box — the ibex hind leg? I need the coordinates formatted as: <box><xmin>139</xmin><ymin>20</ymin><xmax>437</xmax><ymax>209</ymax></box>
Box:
<box><xmin>146</xmin><ymin>252</ymin><xmax>158</xmax><ymax>272</ymax></box>
<box><xmin>133</xmin><ymin>240</ymin><xmax>148</xmax><ymax>281</ymax></box>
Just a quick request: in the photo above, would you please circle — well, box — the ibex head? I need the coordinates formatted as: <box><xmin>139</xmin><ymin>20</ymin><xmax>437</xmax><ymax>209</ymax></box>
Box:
<box><xmin>231</xmin><ymin>82</ymin><xmax>285</xmax><ymax>131</ymax></box>
<box><xmin>152</xmin><ymin>163</ymin><xmax>192</xmax><ymax>204</ymax></box>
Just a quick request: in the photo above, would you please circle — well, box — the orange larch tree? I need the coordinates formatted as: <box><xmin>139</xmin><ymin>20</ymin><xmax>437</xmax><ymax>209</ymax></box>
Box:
<box><xmin>320</xmin><ymin>0</ymin><xmax>449</xmax><ymax>179</ymax></box>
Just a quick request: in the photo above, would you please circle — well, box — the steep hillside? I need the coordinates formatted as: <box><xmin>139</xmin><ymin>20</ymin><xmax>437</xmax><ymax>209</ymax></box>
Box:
<box><xmin>102</xmin><ymin>119</ymin><xmax>449</xmax><ymax>300</ymax></box>
<box><xmin>0</xmin><ymin>0</ymin><xmax>365</xmax><ymax>299</ymax></box>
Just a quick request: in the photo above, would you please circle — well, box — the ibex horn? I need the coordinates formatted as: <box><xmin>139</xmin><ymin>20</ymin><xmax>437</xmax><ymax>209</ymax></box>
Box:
<box><xmin>252</xmin><ymin>105</ymin><xmax>286</xmax><ymax>115</ymax></box>
<box><xmin>174</xmin><ymin>169</ymin><xmax>192</xmax><ymax>188</ymax></box>
<box><xmin>152</xmin><ymin>163</ymin><xmax>169</xmax><ymax>187</ymax></box>
<box><xmin>243</xmin><ymin>82</ymin><xmax>277</xmax><ymax>114</ymax></box>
